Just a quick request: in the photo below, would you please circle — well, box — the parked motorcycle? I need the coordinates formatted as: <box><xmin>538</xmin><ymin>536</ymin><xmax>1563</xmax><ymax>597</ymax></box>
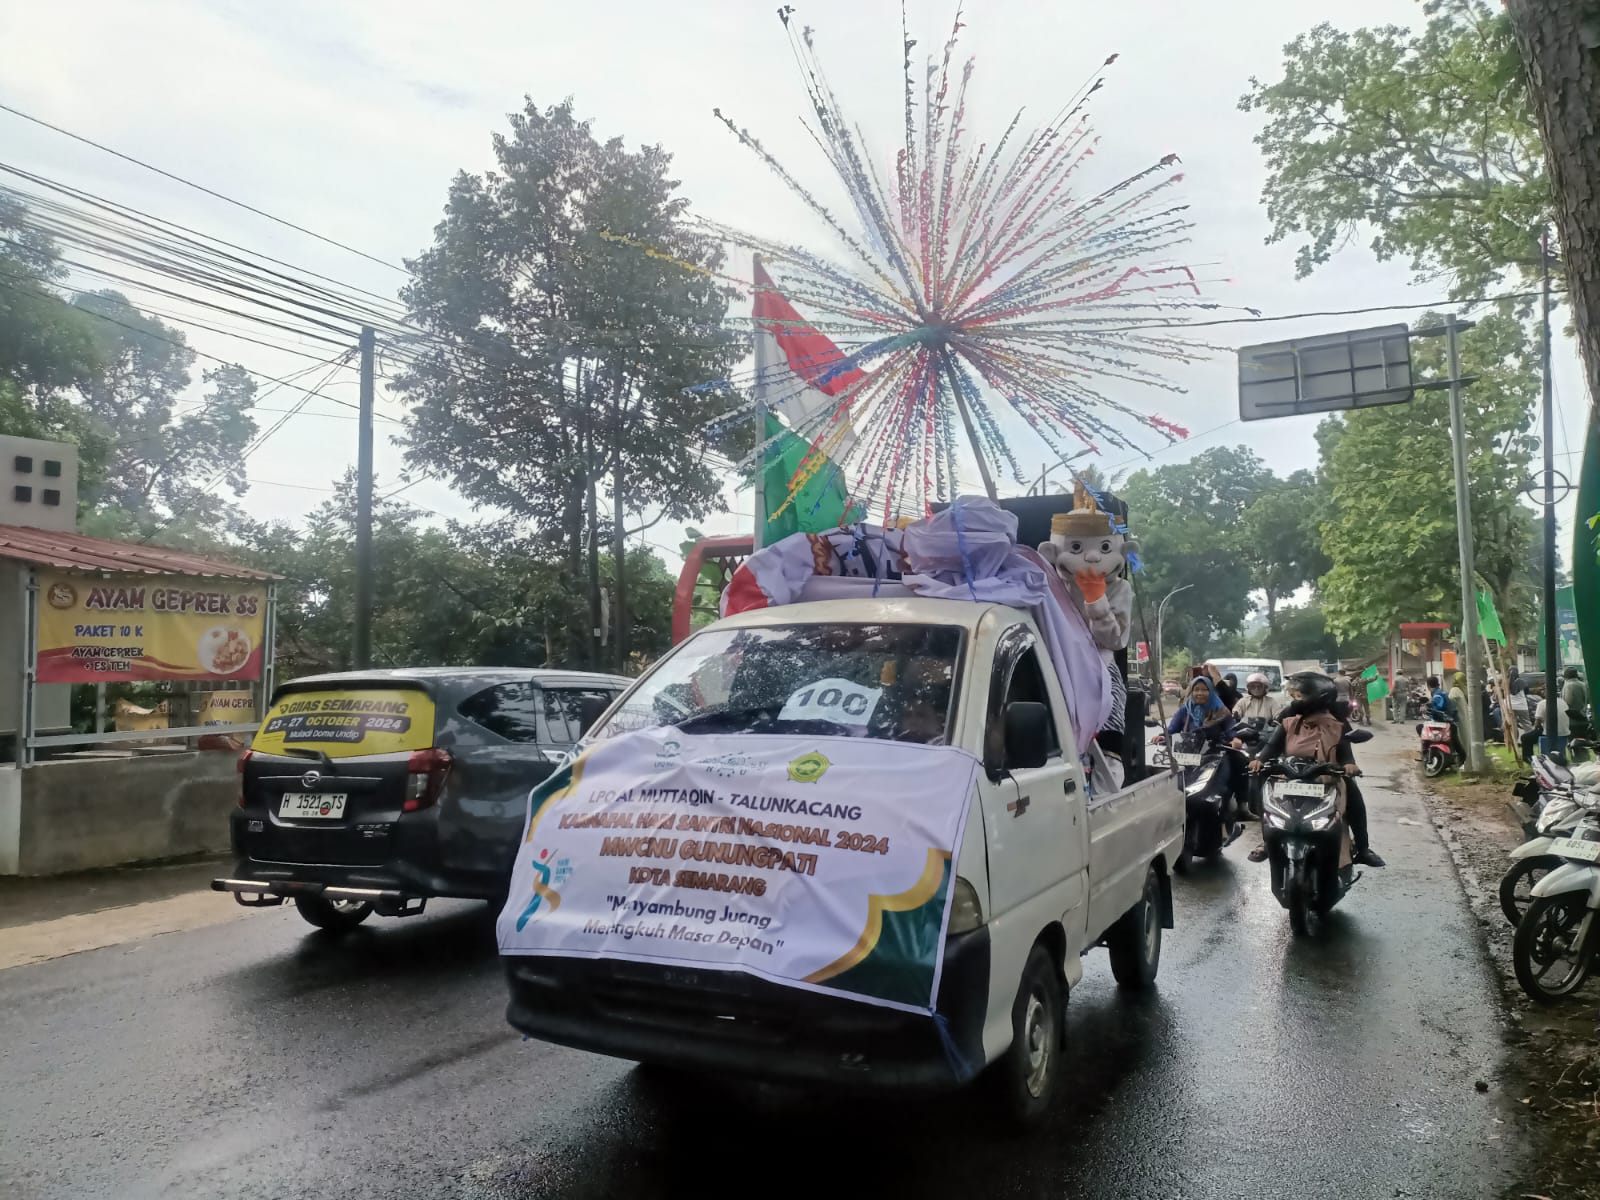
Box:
<box><xmin>1500</xmin><ymin>781</ymin><xmax>1600</xmax><ymax>926</ymax></box>
<box><xmin>1512</xmin><ymin>812</ymin><xmax>1600</xmax><ymax>1003</ymax></box>
<box><xmin>1259</xmin><ymin>757</ymin><xmax>1359</xmax><ymax>935</ymax></box>
<box><xmin>1170</xmin><ymin>729</ymin><xmax>1241</xmax><ymax>872</ymax></box>
<box><xmin>1420</xmin><ymin>720</ymin><xmax>1461</xmax><ymax>778</ymax></box>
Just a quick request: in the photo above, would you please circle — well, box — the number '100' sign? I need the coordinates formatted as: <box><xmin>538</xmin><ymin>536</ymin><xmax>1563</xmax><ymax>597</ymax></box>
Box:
<box><xmin>778</xmin><ymin>677</ymin><xmax>882</xmax><ymax>725</ymax></box>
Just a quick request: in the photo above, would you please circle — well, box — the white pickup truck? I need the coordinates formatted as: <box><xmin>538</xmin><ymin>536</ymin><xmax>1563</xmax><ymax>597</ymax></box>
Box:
<box><xmin>503</xmin><ymin>595</ymin><xmax>1184</xmax><ymax>1122</ymax></box>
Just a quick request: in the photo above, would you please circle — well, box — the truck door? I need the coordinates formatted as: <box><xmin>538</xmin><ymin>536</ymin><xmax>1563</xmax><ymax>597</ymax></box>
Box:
<box><xmin>978</xmin><ymin>626</ymin><xmax>1090</xmax><ymax>940</ymax></box>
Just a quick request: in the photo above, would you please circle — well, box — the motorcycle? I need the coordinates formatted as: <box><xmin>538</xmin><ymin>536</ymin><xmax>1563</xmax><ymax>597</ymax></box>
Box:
<box><xmin>1420</xmin><ymin>719</ymin><xmax>1461</xmax><ymax>778</ymax></box>
<box><xmin>1169</xmin><ymin>729</ymin><xmax>1242</xmax><ymax>872</ymax></box>
<box><xmin>1259</xmin><ymin>757</ymin><xmax>1359</xmax><ymax>936</ymax></box>
<box><xmin>1234</xmin><ymin>718</ymin><xmax>1277</xmax><ymax>816</ymax></box>
<box><xmin>1148</xmin><ymin>725</ymin><xmax>1172</xmax><ymax>771</ymax></box>
<box><xmin>1500</xmin><ymin>781</ymin><xmax>1600</xmax><ymax>926</ymax></box>
<box><xmin>1512</xmin><ymin>811</ymin><xmax>1600</xmax><ymax>1003</ymax></box>
<box><xmin>1508</xmin><ymin>751</ymin><xmax>1599</xmax><ymax>838</ymax></box>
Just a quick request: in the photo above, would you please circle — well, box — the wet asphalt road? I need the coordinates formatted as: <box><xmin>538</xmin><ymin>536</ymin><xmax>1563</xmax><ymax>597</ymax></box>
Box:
<box><xmin>0</xmin><ymin>727</ymin><xmax>1527</xmax><ymax>1199</ymax></box>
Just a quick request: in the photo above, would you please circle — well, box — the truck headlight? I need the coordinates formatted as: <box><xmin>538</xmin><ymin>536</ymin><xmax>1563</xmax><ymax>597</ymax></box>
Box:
<box><xmin>947</xmin><ymin>876</ymin><xmax>984</xmax><ymax>935</ymax></box>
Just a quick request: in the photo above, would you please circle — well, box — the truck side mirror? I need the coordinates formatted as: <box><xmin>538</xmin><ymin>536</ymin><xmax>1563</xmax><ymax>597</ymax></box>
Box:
<box><xmin>578</xmin><ymin>695</ymin><xmax>612</xmax><ymax>736</ymax></box>
<box><xmin>1002</xmin><ymin>701</ymin><xmax>1051</xmax><ymax>771</ymax></box>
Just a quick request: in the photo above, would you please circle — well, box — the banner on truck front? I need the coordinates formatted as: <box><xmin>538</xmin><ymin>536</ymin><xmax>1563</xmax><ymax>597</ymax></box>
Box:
<box><xmin>35</xmin><ymin>571</ymin><xmax>267</xmax><ymax>683</ymax></box>
<box><xmin>497</xmin><ymin>728</ymin><xmax>978</xmax><ymax>1014</ymax></box>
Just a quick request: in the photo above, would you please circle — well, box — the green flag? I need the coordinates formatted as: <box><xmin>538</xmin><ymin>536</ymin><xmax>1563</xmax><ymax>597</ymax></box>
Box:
<box><xmin>759</xmin><ymin>413</ymin><xmax>860</xmax><ymax>541</ymax></box>
<box><xmin>1475</xmin><ymin>589</ymin><xmax>1506</xmax><ymax>644</ymax></box>
<box><xmin>1366</xmin><ymin>677</ymin><xmax>1390</xmax><ymax>702</ymax></box>
<box><xmin>1359</xmin><ymin>664</ymin><xmax>1378</xmax><ymax>681</ymax></box>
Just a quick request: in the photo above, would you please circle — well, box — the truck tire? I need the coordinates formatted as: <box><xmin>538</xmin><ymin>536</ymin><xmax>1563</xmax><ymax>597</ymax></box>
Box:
<box><xmin>294</xmin><ymin>895</ymin><xmax>374</xmax><ymax>933</ymax></box>
<box><xmin>1107</xmin><ymin>867</ymin><xmax>1162</xmax><ymax>989</ymax></box>
<box><xmin>991</xmin><ymin>943</ymin><xmax>1063</xmax><ymax>1127</ymax></box>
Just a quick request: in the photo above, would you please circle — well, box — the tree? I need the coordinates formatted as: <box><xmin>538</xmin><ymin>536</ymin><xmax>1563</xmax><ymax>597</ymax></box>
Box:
<box><xmin>1317</xmin><ymin>307</ymin><xmax>1541</xmax><ymax>641</ymax></box>
<box><xmin>396</xmin><ymin>99</ymin><xmax>740</xmax><ymax>668</ymax></box>
<box><xmin>1238</xmin><ymin>470</ymin><xmax>1332</xmax><ymax>632</ymax></box>
<box><xmin>1262</xmin><ymin>604</ymin><xmax>1341</xmax><ymax>662</ymax></box>
<box><xmin>1240</xmin><ymin>0</ymin><xmax>1549</xmax><ymax>299</ymax></box>
<box><xmin>1120</xmin><ymin>445</ymin><xmax>1275</xmax><ymax>652</ymax></box>
<box><xmin>1504</xmin><ymin>0</ymin><xmax>1600</xmax><ymax>409</ymax></box>
<box><xmin>0</xmin><ymin>202</ymin><xmax>261</xmax><ymax>531</ymax></box>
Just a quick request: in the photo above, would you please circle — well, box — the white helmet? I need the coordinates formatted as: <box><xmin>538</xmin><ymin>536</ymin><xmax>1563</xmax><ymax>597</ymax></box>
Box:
<box><xmin>1246</xmin><ymin>672</ymin><xmax>1270</xmax><ymax>691</ymax></box>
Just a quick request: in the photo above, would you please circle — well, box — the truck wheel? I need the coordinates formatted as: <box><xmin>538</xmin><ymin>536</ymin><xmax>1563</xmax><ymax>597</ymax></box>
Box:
<box><xmin>991</xmin><ymin>943</ymin><xmax>1063</xmax><ymax>1127</ymax></box>
<box><xmin>1107</xmin><ymin>867</ymin><xmax>1162</xmax><ymax>989</ymax></box>
<box><xmin>294</xmin><ymin>895</ymin><xmax>374</xmax><ymax>933</ymax></box>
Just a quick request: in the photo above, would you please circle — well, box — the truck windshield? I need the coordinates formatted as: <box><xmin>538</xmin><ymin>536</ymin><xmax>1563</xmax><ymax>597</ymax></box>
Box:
<box><xmin>593</xmin><ymin>622</ymin><xmax>963</xmax><ymax>744</ymax></box>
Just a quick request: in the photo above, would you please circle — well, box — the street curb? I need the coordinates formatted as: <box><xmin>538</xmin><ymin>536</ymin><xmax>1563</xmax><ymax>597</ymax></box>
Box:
<box><xmin>1413</xmin><ymin>780</ymin><xmax>1522</xmax><ymax>1013</ymax></box>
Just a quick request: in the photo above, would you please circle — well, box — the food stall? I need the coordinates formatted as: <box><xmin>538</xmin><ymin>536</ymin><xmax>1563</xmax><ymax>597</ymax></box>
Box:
<box><xmin>0</xmin><ymin>524</ymin><xmax>279</xmax><ymax>874</ymax></box>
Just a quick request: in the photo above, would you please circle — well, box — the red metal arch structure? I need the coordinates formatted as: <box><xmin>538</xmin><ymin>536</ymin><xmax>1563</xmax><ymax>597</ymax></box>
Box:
<box><xmin>672</xmin><ymin>535</ymin><xmax>752</xmax><ymax>646</ymax></box>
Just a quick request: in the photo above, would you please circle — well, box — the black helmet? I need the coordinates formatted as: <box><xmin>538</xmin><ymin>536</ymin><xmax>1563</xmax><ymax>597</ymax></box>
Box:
<box><xmin>1285</xmin><ymin>670</ymin><xmax>1337</xmax><ymax>714</ymax></box>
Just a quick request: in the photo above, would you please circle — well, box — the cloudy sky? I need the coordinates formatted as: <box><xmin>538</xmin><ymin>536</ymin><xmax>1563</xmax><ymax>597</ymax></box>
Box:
<box><xmin>0</xmin><ymin>0</ymin><xmax>1587</xmax><ymax>573</ymax></box>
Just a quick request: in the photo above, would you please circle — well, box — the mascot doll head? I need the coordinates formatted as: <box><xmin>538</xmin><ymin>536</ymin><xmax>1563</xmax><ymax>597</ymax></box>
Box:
<box><xmin>1039</xmin><ymin>482</ymin><xmax>1138</xmax><ymax>596</ymax></box>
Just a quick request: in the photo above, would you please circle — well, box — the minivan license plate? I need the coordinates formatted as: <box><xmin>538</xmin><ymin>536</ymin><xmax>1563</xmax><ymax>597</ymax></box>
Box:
<box><xmin>1550</xmin><ymin>837</ymin><xmax>1600</xmax><ymax>863</ymax></box>
<box><xmin>280</xmin><ymin>793</ymin><xmax>348</xmax><ymax>819</ymax></box>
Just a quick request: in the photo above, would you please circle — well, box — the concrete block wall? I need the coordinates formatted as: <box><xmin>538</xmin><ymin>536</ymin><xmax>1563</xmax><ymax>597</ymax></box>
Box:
<box><xmin>3</xmin><ymin>752</ymin><xmax>237</xmax><ymax>876</ymax></box>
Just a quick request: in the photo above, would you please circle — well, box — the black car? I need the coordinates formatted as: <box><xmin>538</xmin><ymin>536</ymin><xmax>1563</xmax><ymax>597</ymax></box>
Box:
<box><xmin>213</xmin><ymin>667</ymin><xmax>626</xmax><ymax>931</ymax></box>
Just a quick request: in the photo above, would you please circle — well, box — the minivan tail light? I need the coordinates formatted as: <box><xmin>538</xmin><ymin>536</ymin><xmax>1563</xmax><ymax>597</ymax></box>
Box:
<box><xmin>404</xmin><ymin>748</ymin><xmax>452</xmax><ymax>812</ymax></box>
<box><xmin>236</xmin><ymin>749</ymin><xmax>253</xmax><ymax>808</ymax></box>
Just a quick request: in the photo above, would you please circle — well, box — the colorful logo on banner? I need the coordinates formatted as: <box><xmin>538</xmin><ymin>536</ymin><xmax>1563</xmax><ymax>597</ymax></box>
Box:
<box><xmin>497</xmin><ymin>729</ymin><xmax>977</xmax><ymax>1014</ymax></box>
<box><xmin>35</xmin><ymin>571</ymin><xmax>267</xmax><ymax>684</ymax></box>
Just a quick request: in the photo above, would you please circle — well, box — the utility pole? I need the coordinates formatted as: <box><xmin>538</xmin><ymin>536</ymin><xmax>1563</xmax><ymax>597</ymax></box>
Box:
<box><xmin>353</xmin><ymin>326</ymin><xmax>375</xmax><ymax>669</ymax></box>
<box><xmin>1443</xmin><ymin>314</ymin><xmax>1487</xmax><ymax>772</ymax></box>
<box><xmin>1539</xmin><ymin>228</ymin><xmax>1561</xmax><ymax>750</ymax></box>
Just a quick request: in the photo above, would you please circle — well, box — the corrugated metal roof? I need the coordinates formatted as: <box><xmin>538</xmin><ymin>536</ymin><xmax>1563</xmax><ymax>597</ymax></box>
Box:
<box><xmin>0</xmin><ymin>524</ymin><xmax>280</xmax><ymax>580</ymax></box>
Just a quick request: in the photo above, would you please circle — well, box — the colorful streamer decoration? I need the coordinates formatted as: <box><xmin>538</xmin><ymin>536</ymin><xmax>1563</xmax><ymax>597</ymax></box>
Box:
<box><xmin>696</xmin><ymin>8</ymin><xmax>1242</xmax><ymax>521</ymax></box>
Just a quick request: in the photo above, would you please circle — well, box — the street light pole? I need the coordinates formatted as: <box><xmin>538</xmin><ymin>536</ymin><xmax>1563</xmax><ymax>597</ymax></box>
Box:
<box><xmin>1156</xmin><ymin>583</ymin><xmax>1194</xmax><ymax>688</ymax></box>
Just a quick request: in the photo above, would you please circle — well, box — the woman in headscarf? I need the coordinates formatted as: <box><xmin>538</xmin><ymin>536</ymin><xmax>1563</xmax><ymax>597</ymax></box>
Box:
<box><xmin>1448</xmin><ymin>670</ymin><xmax>1470</xmax><ymax>759</ymax></box>
<box><xmin>1166</xmin><ymin>675</ymin><xmax>1243</xmax><ymax>823</ymax></box>
<box><xmin>1166</xmin><ymin>674</ymin><xmax>1237</xmax><ymax>745</ymax></box>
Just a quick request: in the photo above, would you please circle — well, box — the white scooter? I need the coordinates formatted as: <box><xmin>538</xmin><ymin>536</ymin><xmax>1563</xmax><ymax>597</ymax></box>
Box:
<box><xmin>1500</xmin><ymin>787</ymin><xmax>1600</xmax><ymax>925</ymax></box>
<box><xmin>1512</xmin><ymin>812</ymin><xmax>1600</xmax><ymax>1003</ymax></box>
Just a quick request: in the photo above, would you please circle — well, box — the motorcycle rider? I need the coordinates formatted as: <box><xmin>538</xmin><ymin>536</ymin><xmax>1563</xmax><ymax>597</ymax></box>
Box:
<box><xmin>1427</xmin><ymin>674</ymin><xmax>1454</xmax><ymax>722</ymax></box>
<box><xmin>1166</xmin><ymin>675</ymin><xmax>1243</xmax><ymax>824</ymax></box>
<box><xmin>1231</xmin><ymin>671</ymin><xmax>1276</xmax><ymax>726</ymax></box>
<box><xmin>1563</xmin><ymin>666</ymin><xmax>1590</xmax><ymax>738</ymax></box>
<box><xmin>1247</xmin><ymin>671</ymin><xmax>1385</xmax><ymax>868</ymax></box>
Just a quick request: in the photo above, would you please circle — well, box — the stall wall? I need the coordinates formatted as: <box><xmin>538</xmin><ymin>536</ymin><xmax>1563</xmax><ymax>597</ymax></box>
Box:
<box><xmin>0</xmin><ymin>562</ymin><xmax>72</xmax><ymax>744</ymax></box>
<box><xmin>10</xmin><ymin>752</ymin><xmax>236</xmax><ymax>875</ymax></box>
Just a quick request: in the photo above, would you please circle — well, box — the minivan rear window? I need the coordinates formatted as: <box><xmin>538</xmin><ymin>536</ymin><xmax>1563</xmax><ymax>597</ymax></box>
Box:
<box><xmin>252</xmin><ymin>687</ymin><xmax>435</xmax><ymax>759</ymax></box>
<box><xmin>458</xmin><ymin>683</ymin><xmax>541</xmax><ymax>743</ymax></box>
<box><xmin>458</xmin><ymin>683</ymin><xmax>618</xmax><ymax>745</ymax></box>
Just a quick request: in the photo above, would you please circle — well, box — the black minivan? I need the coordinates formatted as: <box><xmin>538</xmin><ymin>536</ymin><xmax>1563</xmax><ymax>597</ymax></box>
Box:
<box><xmin>213</xmin><ymin>667</ymin><xmax>626</xmax><ymax>931</ymax></box>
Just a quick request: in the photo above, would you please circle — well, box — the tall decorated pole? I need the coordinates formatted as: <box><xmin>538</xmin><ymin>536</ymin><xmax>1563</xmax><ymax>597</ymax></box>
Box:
<box><xmin>675</xmin><ymin>12</ymin><xmax>1234</xmax><ymax>521</ymax></box>
<box><xmin>750</xmin><ymin>253</ymin><xmax>770</xmax><ymax>550</ymax></box>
